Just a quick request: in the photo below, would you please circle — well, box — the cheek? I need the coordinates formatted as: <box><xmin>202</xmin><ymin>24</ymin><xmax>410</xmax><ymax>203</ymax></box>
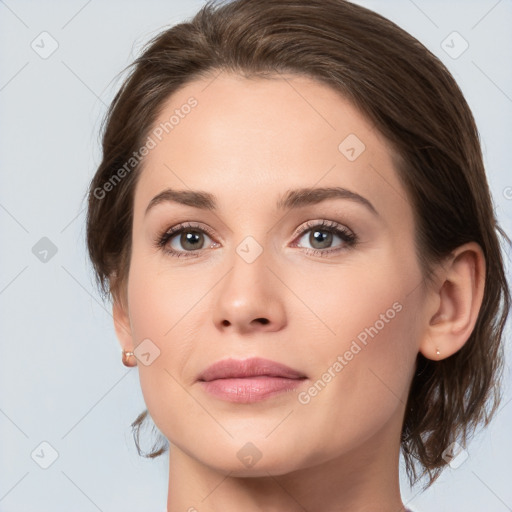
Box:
<box><xmin>307</xmin><ymin>286</ymin><xmax>415</xmax><ymax>406</ymax></box>
<box><xmin>126</xmin><ymin>251</ymin><xmax>208</xmax><ymax>343</ymax></box>
<box><xmin>124</xmin><ymin>253</ymin><xmax>217</xmax><ymax>436</ymax></box>
<box><xmin>289</xmin><ymin>257</ymin><xmax>421</xmax><ymax>450</ymax></box>
<box><xmin>296</xmin><ymin>254</ymin><xmax>413</xmax><ymax>351</ymax></box>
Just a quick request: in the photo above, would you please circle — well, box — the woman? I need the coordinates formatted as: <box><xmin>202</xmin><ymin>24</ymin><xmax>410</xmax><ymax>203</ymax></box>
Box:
<box><xmin>85</xmin><ymin>0</ymin><xmax>510</xmax><ymax>510</ymax></box>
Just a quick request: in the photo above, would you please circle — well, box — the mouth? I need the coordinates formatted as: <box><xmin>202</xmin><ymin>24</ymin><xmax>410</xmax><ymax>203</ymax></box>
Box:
<box><xmin>197</xmin><ymin>357</ymin><xmax>307</xmax><ymax>403</ymax></box>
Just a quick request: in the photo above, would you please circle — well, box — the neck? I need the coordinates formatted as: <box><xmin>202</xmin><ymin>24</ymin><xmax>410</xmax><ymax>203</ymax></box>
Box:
<box><xmin>166</xmin><ymin>408</ymin><xmax>407</xmax><ymax>512</ymax></box>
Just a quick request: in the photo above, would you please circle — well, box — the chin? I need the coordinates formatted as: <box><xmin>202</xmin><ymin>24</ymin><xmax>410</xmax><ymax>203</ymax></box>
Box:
<box><xmin>195</xmin><ymin>440</ymin><xmax>312</xmax><ymax>477</ymax></box>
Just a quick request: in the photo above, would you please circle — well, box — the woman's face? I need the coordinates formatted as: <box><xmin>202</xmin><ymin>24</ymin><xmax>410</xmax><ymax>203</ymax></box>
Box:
<box><xmin>115</xmin><ymin>72</ymin><xmax>431</xmax><ymax>475</ymax></box>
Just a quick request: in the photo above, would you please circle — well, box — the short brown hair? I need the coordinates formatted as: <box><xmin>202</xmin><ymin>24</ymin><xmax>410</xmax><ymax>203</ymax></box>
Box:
<box><xmin>86</xmin><ymin>0</ymin><xmax>510</xmax><ymax>488</ymax></box>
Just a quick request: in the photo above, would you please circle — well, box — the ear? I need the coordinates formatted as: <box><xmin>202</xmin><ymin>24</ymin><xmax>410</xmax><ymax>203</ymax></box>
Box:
<box><xmin>419</xmin><ymin>242</ymin><xmax>486</xmax><ymax>360</ymax></box>
<box><xmin>112</xmin><ymin>291</ymin><xmax>134</xmax><ymax>352</ymax></box>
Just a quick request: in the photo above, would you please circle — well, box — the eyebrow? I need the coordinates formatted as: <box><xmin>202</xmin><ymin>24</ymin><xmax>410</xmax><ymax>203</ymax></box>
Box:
<box><xmin>144</xmin><ymin>186</ymin><xmax>378</xmax><ymax>217</ymax></box>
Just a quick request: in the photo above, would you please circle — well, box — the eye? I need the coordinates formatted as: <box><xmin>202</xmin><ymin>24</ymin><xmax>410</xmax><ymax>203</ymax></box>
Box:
<box><xmin>155</xmin><ymin>222</ymin><xmax>218</xmax><ymax>258</ymax></box>
<box><xmin>292</xmin><ymin>219</ymin><xmax>357</xmax><ymax>256</ymax></box>
<box><xmin>155</xmin><ymin>219</ymin><xmax>357</xmax><ymax>259</ymax></box>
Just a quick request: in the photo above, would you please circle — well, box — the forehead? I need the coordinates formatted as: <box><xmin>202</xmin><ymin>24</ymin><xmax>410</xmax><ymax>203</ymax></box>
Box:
<box><xmin>133</xmin><ymin>72</ymin><xmax>410</xmax><ymax>224</ymax></box>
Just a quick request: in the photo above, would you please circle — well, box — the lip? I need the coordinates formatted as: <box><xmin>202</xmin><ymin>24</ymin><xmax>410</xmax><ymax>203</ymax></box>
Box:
<box><xmin>198</xmin><ymin>357</ymin><xmax>306</xmax><ymax>381</ymax></box>
<box><xmin>197</xmin><ymin>357</ymin><xmax>307</xmax><ymax>403</ymax></box>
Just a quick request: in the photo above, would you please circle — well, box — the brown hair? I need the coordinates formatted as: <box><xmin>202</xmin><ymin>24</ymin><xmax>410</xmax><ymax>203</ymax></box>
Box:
<box><xmin>85</xmin><ymin>0</ymin><xmax>510</xmax><ymax>489</ymax></box>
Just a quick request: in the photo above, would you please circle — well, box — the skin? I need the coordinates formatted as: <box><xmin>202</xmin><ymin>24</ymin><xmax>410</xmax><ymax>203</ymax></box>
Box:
<box><xmin>113</xmin><ymin>72</ymin><xmax>485</xmax><ymax>512</ymax></box>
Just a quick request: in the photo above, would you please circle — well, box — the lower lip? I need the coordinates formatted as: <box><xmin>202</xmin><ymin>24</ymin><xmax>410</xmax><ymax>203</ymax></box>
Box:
<box><xmin>199</xmin><ymin>376</ymin><xmax>305</xmax><ymax>403</ymax></box>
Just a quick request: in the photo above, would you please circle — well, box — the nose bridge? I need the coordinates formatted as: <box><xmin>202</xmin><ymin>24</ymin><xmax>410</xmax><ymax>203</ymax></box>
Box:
<box><xmin>212</xmin><ymin>230</ymin><xmax>286</xmax><ymax>332</ymax></box>
<box><xmin>235</xmin><ymin>233</ymin><xmax>267</xmax><ymax>267</ymax></box>
<box><xmin>225</xmin><ymin>232</ymin><xmax>271</xmax><ymax>296</ymax></box>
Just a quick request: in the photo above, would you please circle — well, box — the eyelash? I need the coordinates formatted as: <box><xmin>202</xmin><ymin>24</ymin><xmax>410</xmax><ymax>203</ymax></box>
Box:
<box><xmin>154</xmin><ymin>220</ymin><xmax>357</xmax><ymax>259</ymax></box>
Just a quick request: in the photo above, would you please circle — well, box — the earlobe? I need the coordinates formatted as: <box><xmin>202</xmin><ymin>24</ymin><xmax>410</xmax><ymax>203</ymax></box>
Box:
<box><xmin>419</xmin><ymin>242</ymin><xmax>486</xmax><ymax>361</ymax></box>
<box><xmin>112</xmin><ymin>294</ymin><xmax>134</xmax><ymax>352</ymax></box>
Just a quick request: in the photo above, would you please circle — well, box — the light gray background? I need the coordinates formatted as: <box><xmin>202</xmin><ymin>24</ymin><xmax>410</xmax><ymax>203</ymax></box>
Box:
<box><xmin>0</xmin><ymin>1</ymin><xmax>511</xmax><ymax>511</ymax></box>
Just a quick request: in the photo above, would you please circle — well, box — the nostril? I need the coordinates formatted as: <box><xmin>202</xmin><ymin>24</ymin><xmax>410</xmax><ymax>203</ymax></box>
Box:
<box><xmin>256</xmin><ymin>318</ymin><xmax>269</xmax><ymax>325</ymax></box>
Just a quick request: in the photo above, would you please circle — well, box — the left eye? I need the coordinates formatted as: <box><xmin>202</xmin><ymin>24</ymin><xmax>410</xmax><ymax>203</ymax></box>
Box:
<box><xmin>294</xmin><ymin>223</ymin><xmax>356</xmax><ymax>252</ymax></box>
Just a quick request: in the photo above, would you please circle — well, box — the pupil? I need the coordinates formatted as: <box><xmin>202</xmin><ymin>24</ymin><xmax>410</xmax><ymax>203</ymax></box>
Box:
<box><xmin>182</xmin><ymin>231</ymin><xmax>203</xmax><ymax>250</ymax></box>
<box><xmin>311</xmin><ymin>230</ymin><xmax>332</xmax><ymax>249</ymax></box>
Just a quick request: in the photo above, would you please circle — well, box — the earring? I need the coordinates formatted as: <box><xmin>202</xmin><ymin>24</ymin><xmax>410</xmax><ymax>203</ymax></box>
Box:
<box><xmin>122</xmin><ymin>349</ymin><xmax>137</xmax><ymax>367</ymax></box>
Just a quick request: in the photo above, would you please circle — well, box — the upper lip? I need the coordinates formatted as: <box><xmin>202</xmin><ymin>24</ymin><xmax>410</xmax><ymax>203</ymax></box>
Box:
<box><xmin>197</xmin><ymin>357</ymin><xmax>306</xmax><ymax>382</ymax></box>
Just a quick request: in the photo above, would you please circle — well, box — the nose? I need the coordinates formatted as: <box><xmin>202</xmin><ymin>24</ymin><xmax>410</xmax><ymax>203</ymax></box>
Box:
<box><xmin>212</xmin><ymin>247</ymin><xmax>287</xmax><ymax>335</ymax></box>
